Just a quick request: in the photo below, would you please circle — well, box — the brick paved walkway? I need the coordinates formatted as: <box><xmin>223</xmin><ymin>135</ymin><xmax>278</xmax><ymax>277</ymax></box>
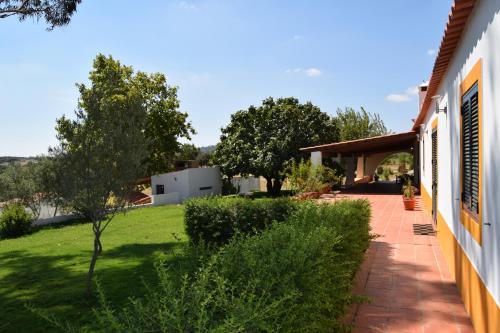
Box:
<box><xmin>341</xmin><ymin>194</ymin><xmax>475</xmax><ymax>333</ymax></box>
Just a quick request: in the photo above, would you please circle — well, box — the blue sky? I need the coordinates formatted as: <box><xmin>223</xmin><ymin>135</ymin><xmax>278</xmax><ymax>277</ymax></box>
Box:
<box><xmin>0</xmin><ymin>0</ymin><xmax>452</xmax><ymax>156</ymax></box>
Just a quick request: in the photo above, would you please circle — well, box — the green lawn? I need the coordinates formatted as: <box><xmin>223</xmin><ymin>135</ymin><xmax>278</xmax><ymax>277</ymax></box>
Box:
<box><xmin>0</xmin><ymin>205</ymin><xmax>187</xmax><ymax>333</ymax></box>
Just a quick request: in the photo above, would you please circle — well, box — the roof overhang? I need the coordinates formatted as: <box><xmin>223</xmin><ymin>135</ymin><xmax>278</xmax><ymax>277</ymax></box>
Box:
<box><xmin>413</xmin><ymin>0</ymin><xmax>478</xmax><ymax>130</ymax></box>
<box><xmin>300</xmin><ymin>131</ymin><xmax>417</xmax><ymax>156</ymax></box>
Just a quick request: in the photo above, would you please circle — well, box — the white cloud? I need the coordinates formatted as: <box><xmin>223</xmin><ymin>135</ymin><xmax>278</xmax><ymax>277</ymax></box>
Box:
<box><xmin>293</xmin><ymin>35</ymin><xmax>302</xmax><ymax>40</ymax></box>
<box><xmin>285</xmin><ymin>67</ymin><xmax>322</xmax><ymax>77</ymax></box>
<box><xmin>386</xmin><ymin>94</ymin><xmax>411</xmax><ymax>103</ymax></box>
<box><xmin>406</xmin><ymin>86</ymin><xmax>419</xmax><ymax>95</ymax></box>
<box><xmin>188</xmin><ymin>73</ymin><xmax>210</xmax><ymax>85</ymax></box>
<box><xmin>427</xmin><ymin>49</ymin><xmax>436</xmax><ymax>56</ymax></box>
<box><xmin>305</xmin><ymin>68</ymin><xmax>322</xmax><ymax>77</ymax></box>
<box><xmin>386</xmin><ymin>85</ymin><xmax>420</xmax><ymax>103</ymax></box>
<box><xmin>179</xmin><ymin>1</ymin><xmax>198</xmax><ymax>10</ymax></box>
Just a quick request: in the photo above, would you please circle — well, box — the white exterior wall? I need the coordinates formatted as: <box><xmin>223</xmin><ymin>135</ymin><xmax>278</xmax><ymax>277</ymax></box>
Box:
<box><xmin>419</xmin><ymin>0</ymin><xmax>500</xmax><ymax>306</ymax></box>
<box><xmin>152</xmin><ymin>193</ymin><xmax>181</xmax><ymax>205</ymax></box>
<box><xmin>151</xmin><ymin>167</ymin><xmax>222</xmax><ymax>204</ymax></box>
<box><xmin>185</xmin><ymin>167</ymin><xmax>222</xmax><ymax>200</ymax></box>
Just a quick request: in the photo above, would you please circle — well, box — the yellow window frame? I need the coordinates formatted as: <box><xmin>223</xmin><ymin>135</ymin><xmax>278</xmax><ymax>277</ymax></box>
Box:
<box><xmin>460</xmin><ymin>59</ymin><xmax>483</xmax><ymax>245</ymax></box>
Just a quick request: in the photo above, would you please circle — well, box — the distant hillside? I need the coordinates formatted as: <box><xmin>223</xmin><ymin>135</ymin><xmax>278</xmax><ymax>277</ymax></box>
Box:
<box><xmin>0</xmin><ymin>156</ymin><xmax>39</xmax><ymax>165</ymax></box>
<box><xmin>199</xmin><ymin>145</ymin><xmax>216</xmax><ymax>153</ymax></box>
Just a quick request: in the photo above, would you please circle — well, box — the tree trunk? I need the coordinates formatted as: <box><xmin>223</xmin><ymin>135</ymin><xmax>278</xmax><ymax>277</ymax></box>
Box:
<box><xmin>85</xmin><ymin>233</ymin><xmax>100</xmax><ymax>297</ymax></box>
<box><xmin>97</xmin><ymin>238</ymin><xmax>103</xmax><ymax>254</ymax></box>
<box><xmin>265</xmin><ymin>176</ymin><xmax>273</xmax><ymax>194</ymax></box>
<box><xmin>271</xmin><ymin>179</ymin><xmax>282</xmax><ymax>196</ymax></box>
<box><xmin>53</xmin><ymin>203</ymin><xmax>58</xmax><ymax>218</ymax></box>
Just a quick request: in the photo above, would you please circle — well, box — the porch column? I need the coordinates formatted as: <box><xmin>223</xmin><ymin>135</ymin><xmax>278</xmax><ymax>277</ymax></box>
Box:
<box><xmin>356</xmin><ymin>154</ymin><xmax>365</xmax><ymax>179</ymax></box>
<box><xmin>311</xmin><ymin>151</ymin><xmax>322</xmax><ymax>166</ymax></box>
<box><xmin>345</xmin><ymin>154</ymin><xmax>355</xmax><ymax>185</ymax></box>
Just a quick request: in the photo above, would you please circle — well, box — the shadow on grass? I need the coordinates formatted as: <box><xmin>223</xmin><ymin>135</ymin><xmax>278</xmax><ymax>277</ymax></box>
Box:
<box><xmin>0</xmin><ymin>241</ymin><xmax>189</xmax><ymax>333</ymax></box>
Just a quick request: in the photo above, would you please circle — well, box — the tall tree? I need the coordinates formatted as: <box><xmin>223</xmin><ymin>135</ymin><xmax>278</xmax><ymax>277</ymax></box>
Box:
<box><xmin>177</xmin><ymin>143</ymin><xmax>201</xmax><ymax>161</ymax></box>
<box><xmin>213</xmin><ymin>97</ymin><xmax>338</xmax><ymax>195</ymax></box>
<box><xmin>63</xmin><ymin>55</ymin><xmax>195</xmax><ymax>175</ymax></box>
<box><xmin>54</xmin><ymin>55</ymin><xmax>148</xmax><ymax>296</ymax></box>
<box><xmin>133</xmin><ymin>71</ymin><xmax>195</xmax><ymax>174</ymax></box>
<box><xmin>336</xmin><ymin>107</ymin><xmax>388</xmax><ymax>141</ymax></box>
<box><xmin>0</xmin><ymin>0</ymin><xmax>81</xmax><ymax>29</ymax></box>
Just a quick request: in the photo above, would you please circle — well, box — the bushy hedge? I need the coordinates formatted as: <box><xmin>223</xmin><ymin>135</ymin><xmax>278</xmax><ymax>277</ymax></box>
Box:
<box><xmin>184</xmin><ymin>196</ymin><xmax>299</xmax><ymax>245</ymax></box>
<box><xmin>0</xmin><ymin>203</ymin><xmax>32</xmax><ymax>239</ymax></box>
<box><xmin>94</xmin><ymin>199</ymin><xmax>371</xmax><ymax>333</ymax></box>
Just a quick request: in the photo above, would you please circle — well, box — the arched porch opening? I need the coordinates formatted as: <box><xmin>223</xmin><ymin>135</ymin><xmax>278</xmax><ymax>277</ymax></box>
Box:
<box><xmin>372</xmin><ymin>152</ymin><xmax>414</xmax><ymax>182</ymax></box>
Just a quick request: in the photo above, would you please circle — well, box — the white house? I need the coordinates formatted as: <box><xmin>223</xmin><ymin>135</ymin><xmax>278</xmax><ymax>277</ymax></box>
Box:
<box><xmin>302</xmin><ymin>1</ymin><xmax>500</xmax><ymax>330</ymax></box>
<box><xmin>415</xmin><ymin>0</ymin><xmax>500</xmax><ymax>331</ymax></box>
<box><xmin>151</xmin><ymin>167</ymin><xmax>222</xmax><ymax>205</ymax></box>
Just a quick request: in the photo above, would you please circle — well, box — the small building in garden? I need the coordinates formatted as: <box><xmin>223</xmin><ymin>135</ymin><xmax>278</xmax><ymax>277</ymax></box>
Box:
<box><xmin>151</xmin><ymin>166</ymin><xmax>222</xmax><ymax>205</ymax></box>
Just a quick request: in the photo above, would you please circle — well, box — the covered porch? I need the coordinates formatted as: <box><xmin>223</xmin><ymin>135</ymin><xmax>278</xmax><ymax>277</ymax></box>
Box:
<box><xmin>300</xmin><ymin>131</ymin><xmax>419</xmax><ymax>188</ymax></box>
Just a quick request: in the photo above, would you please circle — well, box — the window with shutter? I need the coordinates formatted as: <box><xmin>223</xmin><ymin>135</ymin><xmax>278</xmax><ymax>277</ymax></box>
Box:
<box><xmin>461</xmin><ymin>82</ymin><xmax>479</xmax><ymax>218</ymax></box>
<box><xmin>459</xmin><ymin>59</ymin><xmax>482</xmax><ymax>245</ymax></box>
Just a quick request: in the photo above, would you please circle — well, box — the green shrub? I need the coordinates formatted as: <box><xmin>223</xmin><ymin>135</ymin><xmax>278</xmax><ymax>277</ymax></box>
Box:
<box><xmin>184</xmin><ymin>196</ymin><xmax>298</xmax><ymax>245</ymax></box>
<box><xmin>93</xmin><ymin>199</ymin><xmax>371</xmax><ymax>333</ymax></box>
<box><xmin>0</xmin><ymin>203</ymin><xmax>32</xmax><ymax>239</ymax></box>
<box><xmin>381</xmin><ymin>167</ymin><xmax>393</xmax><ymax>180</ymax></box>
<box><xmin>287</xmin><ymin>159</ymin><xmax>342</xmax><ymax>193</ymax></box>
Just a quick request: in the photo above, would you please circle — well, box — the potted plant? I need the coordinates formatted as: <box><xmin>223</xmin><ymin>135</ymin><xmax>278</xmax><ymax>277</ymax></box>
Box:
<box><xmin>402</xmin><ymin>180</ymin><xmax>418</xmax><ymax>210</ymax></box>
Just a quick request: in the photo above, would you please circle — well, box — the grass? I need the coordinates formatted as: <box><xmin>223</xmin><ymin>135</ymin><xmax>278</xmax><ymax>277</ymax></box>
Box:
<box><xmin>0</xmin><ymin>204</ymin><xmax>187</xmax><ymax>333</ymax></box>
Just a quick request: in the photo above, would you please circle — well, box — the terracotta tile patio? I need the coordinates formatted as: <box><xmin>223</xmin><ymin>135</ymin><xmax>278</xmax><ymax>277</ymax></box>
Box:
<box><xmin>340</xmin><ymin>194</ymin><xmax>475</xmax><ymax>333</ymax></box>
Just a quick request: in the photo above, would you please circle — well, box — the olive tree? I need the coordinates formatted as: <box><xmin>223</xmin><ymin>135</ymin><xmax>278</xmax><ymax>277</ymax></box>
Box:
<box><xmin>0</xmin><ymin>161</ymin><xmax>43</xmax><ymax>219</ymax></box>
<box><xmin>54</xmin><ymin>56</ymin><xmax>148</xmax><ymax>296</ymax></box>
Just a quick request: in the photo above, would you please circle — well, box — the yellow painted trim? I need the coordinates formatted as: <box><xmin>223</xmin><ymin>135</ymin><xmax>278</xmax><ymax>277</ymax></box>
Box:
<box><xmin>432</xmin><ymin>118</ymin><xmax>438</xmax><ymax>129</ymax></box>
<box><xmin>459</xmin><ymin>59</ymin><xmax>483</xmax><ymax>245</ymax></box>
<box><xmin>420</xmin><ymin>184</ymin><xmax>432</xmax><ymax>216</ymax></box>
<box><xmin>436</xmin><ymin>211</ymin><xmax>500</xmax><ymax>333</ymax></box>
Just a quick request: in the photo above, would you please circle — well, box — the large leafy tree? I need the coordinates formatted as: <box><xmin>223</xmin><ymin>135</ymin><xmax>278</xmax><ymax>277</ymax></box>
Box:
<box><xmin>177</xmin><ymin>143</ymin><xmax>201</xmax><ymax>161</ymax></box>
<box><xmin>0</xmin><ymin>0</ymin><xmax>81</xmax><ymax>29</ymax></box>
<box><xmin>54</xmin><ymin>56</ymin><xmax>148</xmax><ymax>296</ymax></box>
<box><xmin>336</xmin><ymin>107</ymin><xmax>388</xmax><ymax>141</ymax></box>
<box><xmin>72</xmin><ymin>54</ymin><xmax>194</xmax><ymax>175</ymax></box>
<box><xmin>133</xmin><ymin>70</ymin><xmax>195</xmax><ymax>174</ymax></box>
<box><xmin>54</xmin><ymin>54</ymin><xmax>194</xmax><ymax>295</ymax></box>
<box><xmin>213</xmin><ymin>97</ymin><xmax>338</xmax><ymax>195</ymax></box>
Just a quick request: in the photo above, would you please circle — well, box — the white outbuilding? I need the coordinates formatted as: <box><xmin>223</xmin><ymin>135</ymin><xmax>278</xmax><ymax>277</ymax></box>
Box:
<box><xmin>151</xmin><ymin>166</ymin><xmax>222</xmax><ymax>205</ymax></box>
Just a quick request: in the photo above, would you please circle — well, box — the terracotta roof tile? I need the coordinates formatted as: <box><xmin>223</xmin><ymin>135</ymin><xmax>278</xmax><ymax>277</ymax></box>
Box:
<box><xmin>413</xmin><ymin>0</ymin><xmax>478</xmax><ymax>130</ymax></box>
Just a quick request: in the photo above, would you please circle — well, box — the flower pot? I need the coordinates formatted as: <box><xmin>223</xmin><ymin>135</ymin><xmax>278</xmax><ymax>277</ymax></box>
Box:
<box><xmin>403</xmin><ymin>197</ymin><xmax>415</xmax><ymax>210</ymax></box>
